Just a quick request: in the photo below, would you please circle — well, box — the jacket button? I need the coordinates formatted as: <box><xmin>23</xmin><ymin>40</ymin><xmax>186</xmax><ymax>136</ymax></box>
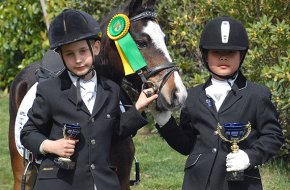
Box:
<box><xmin>212</xmin><ymin>148</ymin><xmax>217</xmax><ymax>153</ymax></box>
<box><xmin>106</xmin><ymin>114</ymin><xmax>111</xmax><ymax>119</ymax></box>
<box><xmin>90</xmin><ymin>164</ymin><xmax>95</xmax><ymax>170</ymax></box>
<box><xmin>90</xmin><ymin>118</ymin><xmax>94</xmax><ymax>123</ymax></box>
<box><xmin>91</xmin><ymin>139</ymin><xmax>95</xmax><ymax>145</ymax></box>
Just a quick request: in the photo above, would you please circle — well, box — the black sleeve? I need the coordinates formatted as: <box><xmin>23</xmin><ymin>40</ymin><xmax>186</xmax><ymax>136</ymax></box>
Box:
<box><xmin>156</xmin><ymin>106</ymin><xmax>197</xmax><ymax>155</ymax></box>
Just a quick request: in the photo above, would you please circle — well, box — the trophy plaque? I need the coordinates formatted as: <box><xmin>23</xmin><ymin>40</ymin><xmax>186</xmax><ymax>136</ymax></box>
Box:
<box><xmin>217</xmin><ymin>122</ymin><xmax>251</xmax><ymax>181</ymax></box>
<box><xmin>54</xmin><ymin>123</ymin><xmax>81</xmax><ymax>170</ymax></box>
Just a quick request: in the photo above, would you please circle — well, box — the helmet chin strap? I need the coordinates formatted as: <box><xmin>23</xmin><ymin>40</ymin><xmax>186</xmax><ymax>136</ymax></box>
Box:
<box><xmin>203</xmin><ymin>50</ymin><xmax>245</xmax><ymax>80</ymax></box>
<box><xmin>60</xmin><ymin>40</ymin><xmax>95</xmax><ymax>79</ymax></box>
<box><xmin>210</xmin><ymin>69</ymin><xmax>239</xmax><ymax>80</ymax></box>
<box><xmin>76</xmin><ymin>40</ymin><xmax>96</xmax><ymax>110</ymax></box>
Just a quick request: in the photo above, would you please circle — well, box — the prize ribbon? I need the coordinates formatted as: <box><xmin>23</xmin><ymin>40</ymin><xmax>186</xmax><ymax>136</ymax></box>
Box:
<box><xmin>107</xmin><ymin>14</ymin><xmax>147</xmax><ymax>75</ymax></box>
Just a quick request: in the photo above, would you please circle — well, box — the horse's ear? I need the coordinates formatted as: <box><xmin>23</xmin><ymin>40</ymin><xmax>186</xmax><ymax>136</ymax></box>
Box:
<box><xmin>144</xmin><ymin>0</ymin><xmax>157</xmax><ymax>8</ymax></box>
<box><xmin>128</xmin><ymin>0</ymin><xmax>143</xmax><ymax>16</ymax></box>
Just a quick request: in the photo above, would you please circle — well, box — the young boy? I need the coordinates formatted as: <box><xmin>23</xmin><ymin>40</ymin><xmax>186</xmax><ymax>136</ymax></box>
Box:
<box><xmin>20</xmin><ymin>9</ymin><xmax>157</xmax><ymax>190</ymax></box>
<box><xmin>153</xmin><ymin>16</ymin><xmax>284</xmax><ymax>190</ymax></box>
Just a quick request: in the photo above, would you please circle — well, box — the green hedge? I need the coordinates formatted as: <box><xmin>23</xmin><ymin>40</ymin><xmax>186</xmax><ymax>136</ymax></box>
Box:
<box><xmin>0</xmin><ymin>0</ymin><xmax>289</xmax><ymax>157</ymax></box>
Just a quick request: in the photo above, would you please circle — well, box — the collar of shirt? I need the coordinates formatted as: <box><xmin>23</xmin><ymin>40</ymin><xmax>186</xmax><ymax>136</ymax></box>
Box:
<box><xmin>68</xmin><ymin>71</ymin><xmax>97</xmax><ymax>90</ymax></box>
<box><xmin>205</xmin><ymin>74</ymin><xmax>237</xmax><ymax>111</ymax></box>
<box><xmin>210</xmin><ymin>73</ymin><xmax>237</xmax><ymax>87</ymax></box>
<box><xmin>68</xmin><ymin>71</ymin><xmax>97</xmax><ymax>113</ymax></box>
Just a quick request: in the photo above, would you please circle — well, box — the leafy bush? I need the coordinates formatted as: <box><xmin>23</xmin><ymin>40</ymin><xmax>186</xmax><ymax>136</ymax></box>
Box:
<box><xmin>0</xmin><ymin>0</ymin><xmax>126</xmax><ymax>91</ymax></box>
<box><xmin>0</xmin><ymin>0</ymin><xmax>289</xmax><ymax>157</ymax></box>
<box><xmin>0</xmin><ymin>0</ymin><xmax>47</xmax><ymax>91</ymax></box>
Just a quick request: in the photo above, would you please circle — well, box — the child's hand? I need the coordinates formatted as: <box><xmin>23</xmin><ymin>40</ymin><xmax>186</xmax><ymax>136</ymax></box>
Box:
<box><xmin>226</xmin><ymin>149</ymin><xmax>250</xmax><ymax>171</ymax></box>
<box><xmin>42</xmin><ymin>138</ymin><xmax>79</xmax><ymax>157</ymax></box>
<box><xmin>135</xmin><ymin>88</ymin><xmax>158</xmax><ymax>113</ymax></box>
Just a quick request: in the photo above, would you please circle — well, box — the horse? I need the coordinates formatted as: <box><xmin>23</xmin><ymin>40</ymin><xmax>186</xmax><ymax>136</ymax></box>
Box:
<box><xmin>8</xmin><ymin>0</ymin><xmax>188</xmax><ymax>189</ymax></box>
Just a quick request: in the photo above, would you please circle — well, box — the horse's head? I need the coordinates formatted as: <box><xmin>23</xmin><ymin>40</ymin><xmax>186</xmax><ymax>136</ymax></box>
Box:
<box><xmin>98</xmin><ymin>0</ymin><xmax>187</xmax><ymax>111</ymax></box>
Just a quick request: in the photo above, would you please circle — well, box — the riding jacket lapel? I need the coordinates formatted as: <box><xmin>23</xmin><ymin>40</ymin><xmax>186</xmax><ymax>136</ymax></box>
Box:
<box><xmin>200</xmin><ymin>72</ymin><xmax>247</xmax><ymax>116</ymax></box>
<box><xmin>91</xmin><ymin>75</ymin><xmax>111</xmax><ymax>117</ymax></box>
<box><xmin>218</xmin><ymin>72</ymin><xmax>247</xmax><ymax>113</ymax></box>
<box><xmin>218</xmin><ymin>86</ymin><xmax>241</xmax><ymax>113</ymax></box>
<box><xmin>200</xmin><ymin>79</ymin><xmax>219</xmax><ymax>120</ymax></box>
<box><xmin>59</xmin><ymin>71</ymin><xmax>112</xmax><ymax>116</ymax></box>
<box><xmin>59</xmin><ymin>71</ymin><xmax>91</xmax><ymax>115</ymax></box>
<box><xmin>60</xmin><ymin>71</ymin><xmax>78</xmax><ymax>105</ymax></box>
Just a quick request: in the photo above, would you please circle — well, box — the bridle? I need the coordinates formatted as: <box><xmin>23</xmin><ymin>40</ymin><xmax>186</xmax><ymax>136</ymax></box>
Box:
<box><xmin>129</xmin><ymin>11</ymin><xmax>178</xmax><ymax>97</ymax></box>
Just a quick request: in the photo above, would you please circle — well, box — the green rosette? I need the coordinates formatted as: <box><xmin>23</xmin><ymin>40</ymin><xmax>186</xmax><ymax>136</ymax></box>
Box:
<box><xmin>107</xmin><ymin>14</ymin><xmax>147</xmax><ymax>73</ymax></box>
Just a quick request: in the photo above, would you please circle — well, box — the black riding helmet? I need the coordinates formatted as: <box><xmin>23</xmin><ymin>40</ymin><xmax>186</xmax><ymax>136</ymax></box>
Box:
<box><xmin>48</xmin><ymin>9</ymin><xmax>102</xmax><ymax>77</ymax></box>
<box><xmin>48</xmin><ymin>9</ymin><xmax>101</xmax><ymax>50</ymax></box>
<box><xmin>199</xmin><ymin>16</ymin><xmax>249</xmax><ymax>79</ymax></box>
<box><xmin>48</xmin><ymin>9</ymin><xmax>102</xmax><ymax>111</ymax></box>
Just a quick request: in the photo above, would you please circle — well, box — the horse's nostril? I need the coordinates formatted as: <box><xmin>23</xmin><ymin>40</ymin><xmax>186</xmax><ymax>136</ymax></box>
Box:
<box><xmin>172</xmin><ymin>89</ymin><xmax>178</xmax><ymax>100</ymax></box>
<box><xmin>171</xmin><ymin>88</ymin><xmax>180</xmax><ymax>106</ymax></box>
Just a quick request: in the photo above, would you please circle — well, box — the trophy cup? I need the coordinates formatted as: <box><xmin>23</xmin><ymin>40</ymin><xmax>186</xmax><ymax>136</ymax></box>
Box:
<box><xmin>217</xmin><ymin>122</ymin><xmax>251</xmax><ymax>181</ymax></box>
<box><xmin>54</xmin><ymin>123</ymin><xmax>81</xmax><ymax>170</ymax></box>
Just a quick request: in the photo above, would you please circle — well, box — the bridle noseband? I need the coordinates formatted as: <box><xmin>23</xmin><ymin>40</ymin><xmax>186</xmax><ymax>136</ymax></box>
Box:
<box><xmin>138</xmin><ymin>62</ymin><xmax>178</xmax><ymax>97</ymax></box>
<box><xmin>130</xmin><ymin>11</ymin><xmax>178</xmax><ymax>97</ymax></box>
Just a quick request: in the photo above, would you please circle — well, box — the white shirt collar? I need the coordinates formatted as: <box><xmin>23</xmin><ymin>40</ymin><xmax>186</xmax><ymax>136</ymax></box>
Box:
<box><xmin>211</xmin><ymin>72</ymin><xmax>238</xmax><ymax>87</ymax></box>
<box><xmin>68</xmin><ymin>70</ymin><xmax>97</xmax><ymax>88</ymax></box>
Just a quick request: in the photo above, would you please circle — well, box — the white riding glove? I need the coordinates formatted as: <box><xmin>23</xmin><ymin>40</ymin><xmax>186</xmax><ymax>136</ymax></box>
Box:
<box><xmin>226</xmin><ymin>149</ymin><xmax>250</xmax><ymax>172</ymax></box>
<box><xmin>150</xmin><ymin>110</ymin><xmax>172</xmax><ymax>126</ymax></box>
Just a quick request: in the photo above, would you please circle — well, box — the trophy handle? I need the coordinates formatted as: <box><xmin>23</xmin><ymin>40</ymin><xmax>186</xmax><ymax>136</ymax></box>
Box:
<box><xmin>217</xmin><ymin>123</ymin><xmax>231</xmax><ymax>143</ymax></box>
<box><xmin>63</xmin><ymin>125</ymin><xmax>67</xmax><ymax>139</ymax></box>
<box><xmin>238</xmin><ymin>122</ymin><xmax>251</xmax><ymax>142</ymax></box>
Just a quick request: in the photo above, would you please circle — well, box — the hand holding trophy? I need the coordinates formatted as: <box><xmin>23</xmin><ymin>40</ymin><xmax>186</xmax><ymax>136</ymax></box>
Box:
<box><xmin>54</xmin><ymin>123</ymin><xmax>81</xmax><ymax>170</ymax></box>
<box><xmin>217</xmin><ymin>122</ymin><xmax>251</xmax><ymax>181</ymax></box>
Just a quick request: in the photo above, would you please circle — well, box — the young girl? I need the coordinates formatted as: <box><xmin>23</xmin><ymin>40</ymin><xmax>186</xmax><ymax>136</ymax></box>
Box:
<box><xmin>153</xmin><ymin>16</ymin><xmax>284</xmax><ymax>190</ymax></box>
<box><xmin>21</xmin><ymin>9</ymin><xmax>157</xmax><ymax>190</ymax></box>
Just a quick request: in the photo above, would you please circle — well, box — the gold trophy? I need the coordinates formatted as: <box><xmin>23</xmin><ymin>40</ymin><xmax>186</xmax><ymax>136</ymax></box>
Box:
<box><xmin>217</xmin><ymin>122</ymin><xmax>251</xmax><ymax>181</ymax></box>
<box><xmin>54</xmin><ymin>123</ymin><xmax>81</xmax><ymax>170</ymax></box>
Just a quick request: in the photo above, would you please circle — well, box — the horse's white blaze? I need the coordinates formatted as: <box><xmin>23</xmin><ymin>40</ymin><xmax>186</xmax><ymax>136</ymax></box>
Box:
<box><xmin>143</xmin><ymin>21</ymin><xmax>172</xmax><ymax>62</ymax></box>
<box><xmin>143</xmin><ymin>21</ymin><xmax>187</xmax><ymax>107</ymax></box>
<box><xmin>143</xmin><ymin>21</ymin><xmax>187</xmax><ymax>106</ymax></box>
<box><xmin>173</xmin><ymin>71</ymin><xmax>187</xmax><ymax>104</ymax></box>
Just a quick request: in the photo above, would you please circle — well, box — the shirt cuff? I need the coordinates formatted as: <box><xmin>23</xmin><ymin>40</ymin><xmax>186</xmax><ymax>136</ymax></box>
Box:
<box><xmin>39</xmin><ymin>141</ymin><xmax>47</xmax><ymax>155</ymax></box>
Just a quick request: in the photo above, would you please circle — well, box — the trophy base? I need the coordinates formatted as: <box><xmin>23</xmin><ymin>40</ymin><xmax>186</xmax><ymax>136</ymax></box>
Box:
<box><xmin>54</xmin><ymin>157</ymin><xmax>76</xmax><ymax>170</ymax></box>
<box><xmin>226</xmin><ymin>170</ymin><xmax>244</xmax><ymax>181</ymax></box>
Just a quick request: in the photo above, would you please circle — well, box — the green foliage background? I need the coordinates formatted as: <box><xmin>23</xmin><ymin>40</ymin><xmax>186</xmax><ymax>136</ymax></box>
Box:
<box><xmin>0</xmin><ymin>0</ymin><xmax>289</xmax><ymax>156</ymax></box>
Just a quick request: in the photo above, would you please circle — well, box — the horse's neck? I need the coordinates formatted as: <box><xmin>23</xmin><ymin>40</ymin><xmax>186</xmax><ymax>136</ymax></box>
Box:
<box><xmin>95</xmin><ymin>54</ymin><xmax>142</xmax><ymax>103</ymax></box>
<box><xmin>121</xmin><ymin>78</ymin><xmax>140</xmax><ymax>103</ymax></box>
<box><xmin>94</xmin><ymin>53</ymin><xmax>121</xmax><ymax>83</ymax></box>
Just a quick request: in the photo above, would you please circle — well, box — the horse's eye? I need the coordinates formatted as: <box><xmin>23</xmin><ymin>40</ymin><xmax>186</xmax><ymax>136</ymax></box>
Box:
<box><xmin>135</xmin><ymin>40</ymin><xmax>147</xmax><ymax>49</ymax></box>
